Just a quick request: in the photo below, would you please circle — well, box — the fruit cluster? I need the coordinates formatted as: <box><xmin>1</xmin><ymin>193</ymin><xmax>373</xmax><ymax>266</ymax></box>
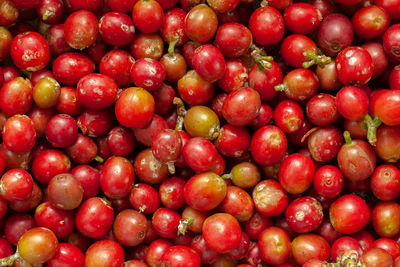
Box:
<box><xmin>0</xmin><ymin>0</ymin><xmax>399</xmax><ymax>266</ymax></box>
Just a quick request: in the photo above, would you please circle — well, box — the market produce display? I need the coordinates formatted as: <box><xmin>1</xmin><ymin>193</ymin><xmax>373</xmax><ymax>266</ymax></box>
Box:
<box><xmin>0</xmin><ymin>0</ymin><xmax>399</xmax><ymax>266</ymax></box>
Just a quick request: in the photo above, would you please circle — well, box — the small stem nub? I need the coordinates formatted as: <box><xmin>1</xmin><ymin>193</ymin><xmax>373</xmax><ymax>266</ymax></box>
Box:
<box><xmin>302</xmin><ymin>51</ymin><xmax>332</xmax><ymax>69</ymax></box>
<box><xmin>173</xmin><ymin>97</ymin><xmax>186</xmax><ymax>131</ymax></box>
<box><xmin>343</xmin><ymin>131</ymin><xmax>352</xmax><ymax>145</ymax></box>
<box><xmin>166</xmin><ymin>162</ymin><xmax>175</xmax><ymax>175</ymax></box>
<box><xmin>364</xmin><ymin>114</ymin><xmax>382</xmax><ymax>146</ymax></box>
<box><xmin>0</xmin><ymin>251</ymin><xmax>20</xmax><ymax>266</ymax></box>
<box><xmin>168</xmin><ymin>39</ymin><xmax>178</xmax><ymax>56</ymax></box>
<box><xmin>177</xmin><ymin>218</ymin><xmax>194</xmax><ymax>236</ymax></box>
<box><xmin>221</xmin><ymin>173</ymin><xmax>232</xmax><ymax>180</ymax></box>
<box><xmin>250</xmin><ymin>44</ymin><xmax>274</xmax><ymax>70</ymax></box>
<box><xmin>274</xmin><ymin>84</ymin><xmax>287</xmax><ymax>92</ymax></box>
<box><xmin>94</xmin><ymin>155</ymin><xmax>104</xmax><ymax>163</ymax></box>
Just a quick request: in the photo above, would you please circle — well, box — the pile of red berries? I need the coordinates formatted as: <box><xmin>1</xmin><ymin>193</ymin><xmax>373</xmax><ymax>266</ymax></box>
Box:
<box><xmin>0</xmin><ymin>0</ymin><xmax>399</xmax><ymax>266</ymax></box>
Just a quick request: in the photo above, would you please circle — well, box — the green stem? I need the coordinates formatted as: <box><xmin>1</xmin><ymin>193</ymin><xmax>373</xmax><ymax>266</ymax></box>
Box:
<box><xmin>167</xmin><ymin>162</ymin><xmax>175</xmax><ymax>175</ymax></box>
<box><xmin>94</xmin><ymin>155</ymin><xmax>104</xmax><ymax>163</ymax></box>
<box><xmin>0</xmin><ymin>251</ymin><xmax>20</xmax><ymax>266</ymax></box>
<box><xmin>364</xmin><ymin>114</ymin><xmax>382</xmax><ymax>146</ymax></box>
<box><xmin>343</xmin><ymin>131</ymin><xmax>352</xmax><ymax>145</ymax></box>
<box><xmin>221</xmin><ymin>173</ymin><xmax>232</xmax><ymax>180</ymax></box>
<box><xmin>177</xmin><ymin>218</ymin><xmax>194</xmax><ymax>236</ymax></box>
<box><xmin>274</xmin><ymin>84</ymin><xmax>287</xmax><ymax>92</ymax></box>
<box><xmin>302</xmin><ymin>51</ymin><xmax>332</xmax><ymax>69</ymax></box>
<box><xmin>168</xmin><ymin>39</ymin><xmax>178</xmax><ymax>56</ymax></box>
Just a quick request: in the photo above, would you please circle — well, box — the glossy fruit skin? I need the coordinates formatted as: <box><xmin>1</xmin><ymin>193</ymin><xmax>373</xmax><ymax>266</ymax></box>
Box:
<box><xmin>75</xmin><ymin>197</ymin><xmax>114</xmax><ymax>238</ymax></box>
<box><xmin>84</xmin><ymin>240</ymin><xmax>124</xmax><ymax>267</ymax></box>
<box><xmin>308</xmin><ymin>126</ymin><xmax>344</xmax><ymax>162</ymax></box>
<box><xmin>45</xmin><ymin>114</ymin><xmax>78</xmax><ymax>148</ymax></box>
<box><xmin>47</xmin><ymin>243</ymin><xmax>84</xmax><ymax>267</ymax></box>
<box><xmin>329</xmin><ymin>194</ymin><xmax>370</xmax><ymax>234</ymax></box>
<box><xmin>335</xmin><ymin>46</ymin><xmax>373</xmax><ymax>85</ymax></box>
<box><xmin>286</xmin><ymin>196</ymin><xmax>324</xmax><ymax>233</ymax></box>
<box><xmin>371</xmin><ymin>165</ymin><xmax>400</xmax><ymax>201</ymax></box>
<box><xmin>219</xmin><ymin>185</ymin><xmax>254</xmax><ymax>222</ymax></box>
<box><xmin>31</xmin><ymin>149</ymin><xmax>71</xmax><ymax>184</ymax></box>
<box><xmin>279</xmin><ymin>153</ymin><xmax>315</xmax><ymax>194</ymax></box>
<box><xmin>202</xmin><ymin>213</ymin><xmax>242</xmax><ymax>253</ymax></box>
<box><xmin>48</xmin><ymin>173</ymin><xmax>83</xmax><ymax>210</ymax></box>
<box><xmin>280</xmin><ymin>34</ymin><xmax>319</xmax><ymax>69</ymax></box>
<box><xmin>184</xmin><ymin>172</ymin><xmax>226</xmax><ymax>211</ymax></box>
<box><xmin>306</xmin><ymin>93</ymin><xmax>339</xmax><ymax>126</ymax></box>
<box><xmin>99</xmin><ymin>12</ymin><xmax>135</xmax><ymax>46</ymax></box>
<box><xmin>291</xmin><ymin>234</ymin><xmax>330</xmax><ymax>265</ymax></box>
<box><xmin>100</xmin><ymin>156</ymin><xmax>135</xmax><ymax>199</ymax></box>
<box><xmin>361</xmin><ymin>248</ymin><xmax>393</xmax><ymax>267</ymax></box>
<box><xmin>131</xmin><ymin>58</ymin><xmax>166</xmax><ymax>91</ymax></box>
<box><xmin>184</xmin><ymin>4</ymin><xmax>218</xmax><ymax>43</ymax></box>
<box><xmin>374</xmin><ymin>90</ymin><xmax>400</xmax><ymax>126</ymax></box>
<box><xmin>0</xmin><ymin>77</ymin><xmax>33</xmax><ymax>117</ymax></box>
<box><xmin>284</xmin><ymin>3</ymin><xmax>322</xmax><ymax>34</ymax></box>
<box><xmin>34</xmin><ymin>202</ymin><xmax>74</xmax><ymax>239</ymax></box>
<box><xmin>373</xmin><ymin>238</ymin><xmax>400</xmax><ymax>259</ymax></box>
<box><xmin>214</xmin><ymin>23</ymin><xmax>252</xmax><ymax>58</ymax></box>
<box><xmin>113</xmin><ymin>209</ymin><xmax>147</xmax><ymax>246</ymax></box>
<box><xmin>249</xmin><ymin>6</ymin><xmax>284</xmax><ymax>45</ymax></box>
<box><xmin>337</xmin><ymin>138</ymin><xmax>376</xmax><ymax>182</ymax></box>
<box><xmin>383</xmin><ymin>24</ymin><xmax>400</xmax><ymax>62</ymax></box>
<box><xmin>183</xmin><ymin>137</ymin><xmax>217</xmax><ymax>172</ymax></box>
<box><xmin>129</xmin><ymin>183</ymin><xmax>160</xmax><ymax>214</ymax></box>
<box><xmin>17</xmin><ymin>227</ymin><xmax>58</xmax><ymax>264</ymax></box>
<box><xmin>77</xmin><ymin>73</ymin><xmax>118</xmax><ymax>109</ymax></box>
<box><xmin>331</xmin><ymin>236</ymin><xmax>363</xmax><ymax>261</ymax></box>
<box><xmin>274</xmin><ymin>100</ymin><xmax>304</xmax><ymax>133</ymax></box>
<box><xmin>53</xmin><ymin>53</ymin><xmax>95</xmax><ymax>86</ymax></box>
<box><xmin>252</xmin><ymin>179</ymin><xmax>288</xmax><ymax>217</ymax></box>
<box><xmin>10</xmin><ymin>31</ymin><xmax>50</xmax><ymax>71</ymax></box>
<box><xmin>372</xmin><ymin>201</ymin><xmax>400</xmax><ymax>238</ymax></box>
<box><xmin>248</xmin><ymin>61</ymin><xmax>282</xmax><ymax>101</ymax></box>
<box><xmin>3</xmin><ymin>115</ymin><xmax>36</xmax><ymax>153</ymax></box>
<box><xmin>132</xmin><ymin>0</ymin><xmax>164</xmax><ymax>34</ymax></box>
<box><xmin>64</xmin><ymin>10</ymin><xmax>98</xmax><ymax>50</ymax></box>
<box><xmin>317</xmin><ymin>13</ymin><xmax>353</xmax><ymax>56</ymax></box>
<box><xmin>192</xmin><ymin>44</ymin><xmax>226</xmax><ymax>83</ymax></box>
<box><xmin>152</xmin><ymin>207</ymin><xmax>180</xmax><ymax>239</ymax></box>
<box><xmin>0</xmin><ymin>168</ymin><xmax>33</xmax><ymax>201</ymax></box>
<box><xmin>160</xmin><ymin>245</ymin><xmax>201</xmax><ymax>267</ymax></box>
<box><xmin>99</xmin><ymin>49</ymin><xmax>134</xmax><ymax>87</ymax></box>
<box><xmin>353</xmin><ymin>5</ymin><xmax>390</xmax><ymax>40</ymax></box>
<box><xmin>258</xmin><ymin>227</ymin><xmax>291</xmax><ymax>265</ymax></box>
<box><xmin>251</xmin><ymin>125</ymin><xmax>287</xmax><ymax>166</ymax></box>
<box><xmin>115</xmin><ymin>87</ymin><xmax>155</xmax><ymax>129</ymax></box>
<box><xmin>280</xmin><ymin>68</ymin><xmax>319</xmax><ymax>101</ymax></box>
<box><xmin>177</xmin><ymin>70</ymin><xmax>215</xmax><ymax>105</ymax></box>
<box><xmin>314</xmin><ymin>165</ymin><xmax>344</xmax><ymax>198</ymax></box>
<box><xmin>375</xmin><ymin>125</ymin><xmax>400</xmax><ymax>162</ymax></box>
<box><xmin>336</xmin><ymin>86</ymin><xmax>369</xmax><ymax>121</ymax></box>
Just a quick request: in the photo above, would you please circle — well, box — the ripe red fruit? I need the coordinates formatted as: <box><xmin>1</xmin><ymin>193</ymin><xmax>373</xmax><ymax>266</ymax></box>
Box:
<box><xmin>329</xmin><ymin>194</ymin><xmax>370</xmax><ymax>234</ymax></box>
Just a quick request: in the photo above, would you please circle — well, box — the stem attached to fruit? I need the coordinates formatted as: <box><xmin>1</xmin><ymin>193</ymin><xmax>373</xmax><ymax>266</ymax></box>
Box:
<box><xmin>177</xmin><ymin>218</ymin><xmax>194</xmax><ymax>236</ymax></box>
<box><xmin>274</xmin><ymin>83</ymin><xmax>287</xmax><ymax>92</ymax></box>
<box><xmin>363</xmin><ymin>114</ymin><xmax>382</xmax><ymax>146</ymax></box>
<box><xmin>168</xmin><ymin>39</ymin><xmax>178</xmax><ymax>56</ymax></box>
<box><xmin>166</xmin><ymin>162</ymin><xmax>175</xmax><ymax>175</ymax></box>
<box><xmin>343</xmin><ymin>131</ymin><xmax>352</xmax><ymax>145</ymax></box>
<box><xmin>250</xmin><ymin>44</ymin><xmax>274</xmax><ymax>70</ymax></box>
<box><xmin>221</xmin><ymin>173</ymin><xmax>232</xmax><ymax>180</ymax></box>
<box><xmin>173</xmin><ymin>97</ymin><xmax>187</xmax><ymax>131</ymax></box>
<box><xmin>0</xmin><ymin>251</ymin><xmax>20</xmax><ymax>266</ymax></box>
<box><xmin>302</xmin><ymin>51</ymin><xmax>331</xmax><ymax>69</ymax></box>
<box><xmin>94</xmin><ymin>155</ymin><xmax>104</xmax><ymax>163</ymax></box>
